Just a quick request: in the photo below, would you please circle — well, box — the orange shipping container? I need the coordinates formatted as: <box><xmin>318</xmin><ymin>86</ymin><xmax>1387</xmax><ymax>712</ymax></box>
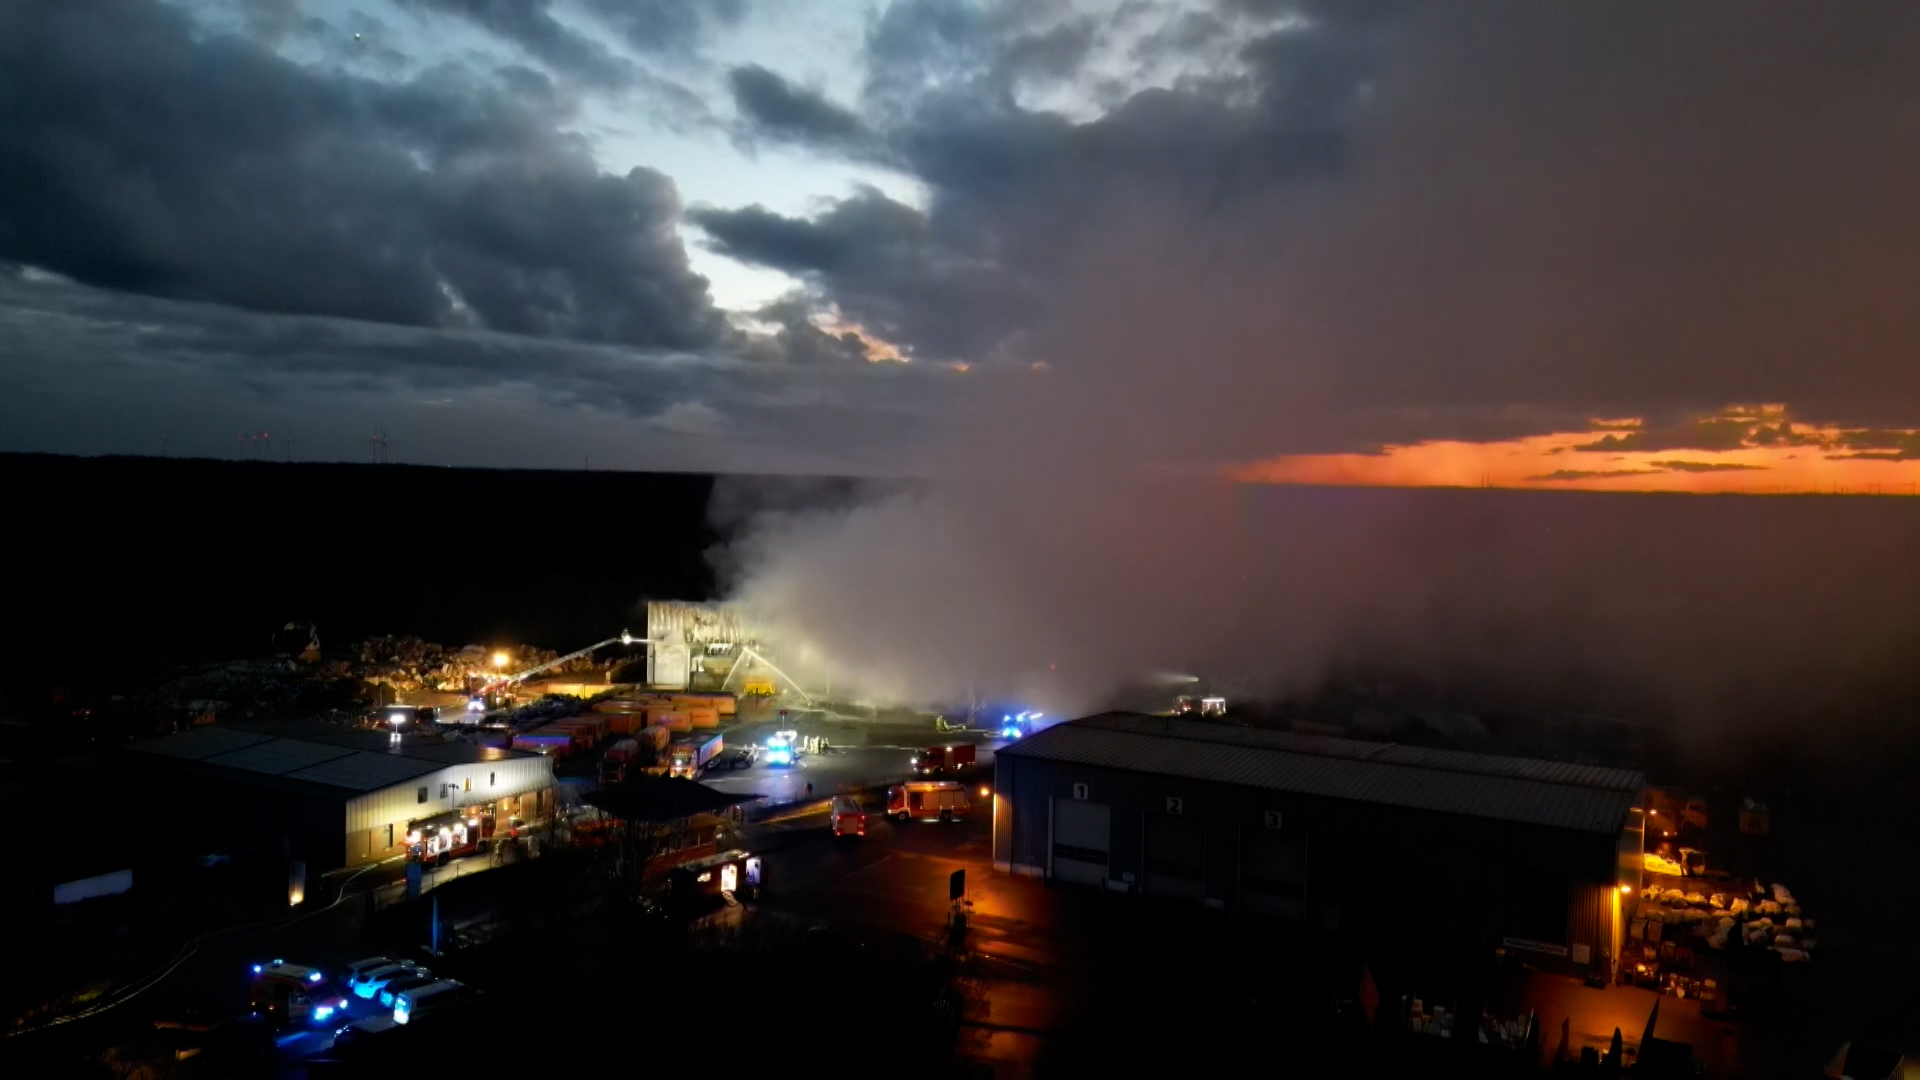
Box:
<box><xmin>688</xmin><ymin>708</ymin><xmax>719</xmax><ymax>729</ymax></box>
<box><xmin>606</xmin><ymin>713</ymin><xmax>642</xmax><ymax>736</ymax></box>
<box><xmin>654</xmin><ymin>712</ymin><xmax>691</xmax><ymax>732</ymax></box>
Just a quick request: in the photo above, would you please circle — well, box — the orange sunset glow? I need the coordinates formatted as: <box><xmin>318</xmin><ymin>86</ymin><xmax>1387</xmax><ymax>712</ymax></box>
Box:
<box><xmin>1236</xmin><ymin>406</ymin><xmax>1920</xmax><ymax>495</ymax></box>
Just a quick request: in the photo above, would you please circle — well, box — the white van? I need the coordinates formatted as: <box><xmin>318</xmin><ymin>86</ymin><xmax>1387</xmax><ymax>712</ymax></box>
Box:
<box><xmin>393</xmin><ymin>979</ymin><xmax>476</xmax><ymax>1025</ymax></box>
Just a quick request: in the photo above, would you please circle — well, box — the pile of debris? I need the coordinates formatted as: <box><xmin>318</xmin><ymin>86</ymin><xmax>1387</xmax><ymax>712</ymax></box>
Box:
<box><xmin>158</xmin><ymin>658</ymin><xmax>359</xmax><ymax>722</ymax></box>
<box><xmin>351</xmin><ymin>636</ymin><xmax>606</xmax><ymax>695</ymax></box>
<box><xmin>1642</xmin><ymin>881</ymin><xmax>1816</xmax><ymax>961</ymax></box>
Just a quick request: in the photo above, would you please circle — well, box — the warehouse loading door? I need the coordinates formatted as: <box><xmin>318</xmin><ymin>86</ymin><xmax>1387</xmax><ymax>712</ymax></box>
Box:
<box><xmin>1143</xmin><ymin>814</ymin><xmax>1206</xmax><ymax>899</ymax></box>
<box><xmin>1051</xmin><ymin>798</ymin><xmax>1111</xmax><ymax>887</ymax></box>
<box><xmin>1240</xmin><ymin>829</ymin><xmax>1306</xmax><ymax>920</ymax></box>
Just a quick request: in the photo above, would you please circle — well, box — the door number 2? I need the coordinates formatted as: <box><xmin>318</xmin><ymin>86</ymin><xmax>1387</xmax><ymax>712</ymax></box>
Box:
<box><xmin>1165</xmin><ymin>796</ymin><xmax>1184</xmax><ymax>815</ymax></box>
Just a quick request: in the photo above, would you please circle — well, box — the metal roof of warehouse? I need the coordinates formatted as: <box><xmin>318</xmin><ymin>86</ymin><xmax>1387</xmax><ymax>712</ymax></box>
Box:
<box><xmin>1001</xmin><ymin>713</ymin><xmax>1644</xmax><ymax>834</ymax></box>
<box><xmin>125</xmin><ymin>724</ymin><xmax>534</xmax><ymax>794</ymax></box>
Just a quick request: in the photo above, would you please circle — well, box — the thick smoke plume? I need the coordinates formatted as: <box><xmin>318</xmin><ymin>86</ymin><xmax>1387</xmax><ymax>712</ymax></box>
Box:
<box><xmin>708</xmin><ymin>3</ymin><xmax>1920</xmax><ymax>738</ymax></box>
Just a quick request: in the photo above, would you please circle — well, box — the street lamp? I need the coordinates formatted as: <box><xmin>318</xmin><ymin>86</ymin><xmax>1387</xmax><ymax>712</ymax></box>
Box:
<box><xmin>492</xmin><ymin>650</ymin><xmax>510</xmax><ymax>669</ymax></box>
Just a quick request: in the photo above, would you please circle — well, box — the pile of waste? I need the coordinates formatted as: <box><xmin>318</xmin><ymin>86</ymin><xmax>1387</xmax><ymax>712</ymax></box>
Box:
<box><xmin>158</xmin><ymin>658</ymin><xmax>358</xmax><ymax>720</ymax></box>
<box><xmin>504</xmin><ymin>695</ymin><xmax>589</xmax><ymax>732</ymax></box>
<box><xmin>1643</xmin><ymin>881</ymin><xmax>1815</xmax><ymax>961</ymax></box>
<box><xmin>356</xmin><ymin>636</ymin><xmax>540</xmax><ymax>693</ymax></box>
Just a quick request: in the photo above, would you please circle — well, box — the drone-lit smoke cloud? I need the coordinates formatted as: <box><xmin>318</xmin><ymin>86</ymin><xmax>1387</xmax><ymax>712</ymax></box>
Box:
<box><xmin>708</xmin><ymin>3</ymin><xmax>1920</xmax><ymax>736</ymax></box>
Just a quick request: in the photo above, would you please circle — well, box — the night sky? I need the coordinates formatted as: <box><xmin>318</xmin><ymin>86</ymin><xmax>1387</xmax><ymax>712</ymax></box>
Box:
<box><xmin>3</xmin><ymin>1</ymin><xmax>1918</xmax><ymax>489</ymax></box>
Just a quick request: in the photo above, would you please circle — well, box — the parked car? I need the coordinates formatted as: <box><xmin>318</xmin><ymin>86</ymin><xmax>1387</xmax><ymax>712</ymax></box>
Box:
<box><xmin>338</xmin><ymin>957</ymin><xmax>394</xmax><ymax>990</ymax></box>
<box><xmin>379</xmin><ymin>973</ymin><xmax>441</xmax><ymax>1009</ymax></box>
<box><xmin>393</xmin><ymin>980</ymin><xmax>478</xmax><ymax>1025</ymax></box>
<box><xmin>350</xmin><ymin>963</ymin><xmax>426</xmax><ymax>1000</ymax></box>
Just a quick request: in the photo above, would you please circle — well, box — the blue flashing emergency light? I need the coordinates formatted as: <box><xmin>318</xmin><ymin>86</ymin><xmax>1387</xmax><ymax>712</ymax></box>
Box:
<box><xmin>313</xmin><ymin>1004</ymin><xmax>335</xmax><ymax>1022</ymax></box>
<box><xmin>252</xmin><ymin>964</ymin><xmax>263</xmax><ymax>974</ymax></box>
<box><xmin>309</xmin><ymin>971</ymin><xmax>324</xmax><ymax>982</ymax></box>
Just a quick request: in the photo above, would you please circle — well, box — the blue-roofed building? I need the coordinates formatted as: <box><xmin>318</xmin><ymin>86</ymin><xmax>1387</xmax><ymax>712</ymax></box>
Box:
<box><xmin>992</xmin><ymin>712</ymin><xmax>1647</xmax><ymax>980</ymax></box>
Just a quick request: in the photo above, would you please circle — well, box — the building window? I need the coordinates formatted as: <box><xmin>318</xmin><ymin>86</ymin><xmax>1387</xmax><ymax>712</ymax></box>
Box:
<box><xmin>385</xmin><ymin>824</ymin><xmax>394</xmax><ymax>849</ymax></box>
<box><xmin>463</xmin><ymin>777</ymin><xmax>470</xmax><ymax>792</ymax></box>
<box><xmin>417</xmin><ymin>786</ymin><xmax>428</xmax><ymax>804</ymax></box>
<box><xmin>490</xmin><ymin>772</ymin><xmax>496</xmax><ymax>786</ymax></box>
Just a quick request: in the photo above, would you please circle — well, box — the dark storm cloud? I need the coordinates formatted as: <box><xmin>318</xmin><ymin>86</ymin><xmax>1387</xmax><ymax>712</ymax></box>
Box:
<box><xmin>1647</xmin><ymin>460</ymin><xmax>1768</xmax><ymax>474</ymax></box>
<box><xmin>581</xmin><ymin>0</ymin><xmax>749</xmax><ymax>56</ymax></box>
<box><xmin>1826</xmin><ymin>429</ymin><xmax>1920</xmax><ymax>461</ymax></box>
<box><xmin>702</xmin><ymin>0</ymin><xmax>1370</xmax><ymax>386</ymax></box>
<box><xmin>1526</xmin><ymin>469</ymin><xmax>1662</xmax><ymax>483</ymax></box>
<box><xmin>1749</xmin><ymin>422</ymin><xmax>1830</xmax><ymax>448</ymax></box>
<box><xmin>234</xmin><ymin>0</ymin><xmax>323</xmax><ymax>43</ymax></box>
<box><xmin>700</xmin><ymin>0</ymin><xmax>1920</xmax><ymax>450</ymax></box>
<box><xmin>0</xmin><ymin>269</ymin><xmax>944</xmax><ymax>465</ymax></box>
<box><xmin>395</xmin><ymin>0</ymin><xmax>633</xmax><ymax>87</ymax></box>
<box><xmin>693</xmin><ymin>188</ymin><xmax>1041</xmax><ymax>362</ymax></box>
<box><xmin>1834</xmin><ymin>430</ymin><xmax>1920</xmax><ymax>456</ymax></box>
<box><xmin>736</xmin><ymin>296</ymin><xmax>876</xmax><ymax>367</ymax></box>
<box><xmin>728</xmin><ymin>65</ymin><xmax>874</xmax><ymax>154</ymax></box>
<box><xmin>1575</xmin><ymin>418</ymin><xmax>1756</xmax><ymax>454</ymax></box>
<box><xmin>0</xmin><ymin>0</ymin><xmax>727</xmax><ymax>351</ymax></box>
<box><xmin>998</xmin><ymin>17</ymin><xmax>1100</xmax><ymax>86</ymax></box>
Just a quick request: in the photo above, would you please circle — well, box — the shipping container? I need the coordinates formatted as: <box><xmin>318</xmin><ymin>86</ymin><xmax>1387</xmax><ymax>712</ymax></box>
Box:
<box><xmin>592</xmin><ymin>700</ymin><xmax>647</xmax><ymax>714</ymax></box>
<box><xmin>510</xmin><ymin>730</ymin><xmax>578</xmax><ymax>757</ymax></box>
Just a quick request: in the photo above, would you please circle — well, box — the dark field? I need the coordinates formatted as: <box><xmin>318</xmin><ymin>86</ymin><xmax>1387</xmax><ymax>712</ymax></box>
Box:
<box><xmin>0</xmin><ymin>453</ymin><xmax>881</xmax><ymax>700</ymax></box>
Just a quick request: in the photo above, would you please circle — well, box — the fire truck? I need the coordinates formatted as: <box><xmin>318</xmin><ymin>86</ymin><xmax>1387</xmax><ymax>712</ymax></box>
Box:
<box><xmin>406</xmin><ymin>809</ymin><xmax>489</xmax><ymax>864</ymax></box>
<box><xmin>912</xmin><ymin>744</ymin><xmax>977</xmax><ymax>776</ymax></box>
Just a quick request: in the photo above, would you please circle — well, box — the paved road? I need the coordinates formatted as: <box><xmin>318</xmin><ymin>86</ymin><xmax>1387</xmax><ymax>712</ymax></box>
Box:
<box><xmin>700</xmin><ymin>715</ymin><xmax>1002</xmax><ymax>807</ymax></box>
<box><xmin>744</xmin><ymin>798</ymin><xmax>1090</xmax><ymax>1076</ymax></box>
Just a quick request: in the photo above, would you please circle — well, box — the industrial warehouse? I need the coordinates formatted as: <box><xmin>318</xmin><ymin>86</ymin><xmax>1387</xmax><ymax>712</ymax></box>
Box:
<box><xmin>993</xmin><ymin>713</ymin><xmax>1646</xmax><ymax>980</ymax></box>
<box><xmin>119</xmin><ymin>724</ymin><xmax>555</xmax><ymax>873</ymax></box>
<box><xmin>643</xmin><ymin>600</ymin><xmax>807</xmax><ymax>696</ymax></box>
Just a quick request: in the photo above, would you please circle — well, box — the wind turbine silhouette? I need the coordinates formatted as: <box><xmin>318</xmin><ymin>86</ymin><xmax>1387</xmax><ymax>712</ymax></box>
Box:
<box><xmin>370</xmin><ymin>430</ymin><xmax>394</xmax><ymax>464</ymax></box>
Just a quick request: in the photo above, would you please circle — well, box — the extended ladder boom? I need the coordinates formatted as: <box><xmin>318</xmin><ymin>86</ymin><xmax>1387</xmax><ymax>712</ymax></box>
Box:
<box><xmin>502</xmin><ymin>631</ymin><xmax>636</xmax><ymax>684</ymax></box>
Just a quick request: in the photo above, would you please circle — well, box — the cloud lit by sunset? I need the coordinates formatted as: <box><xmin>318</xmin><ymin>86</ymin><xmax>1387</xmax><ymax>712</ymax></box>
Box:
<box><xmin>1235</xmin><ymin>406</ymin><xmax>1920</xmax><ymax>495</ymax></box>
